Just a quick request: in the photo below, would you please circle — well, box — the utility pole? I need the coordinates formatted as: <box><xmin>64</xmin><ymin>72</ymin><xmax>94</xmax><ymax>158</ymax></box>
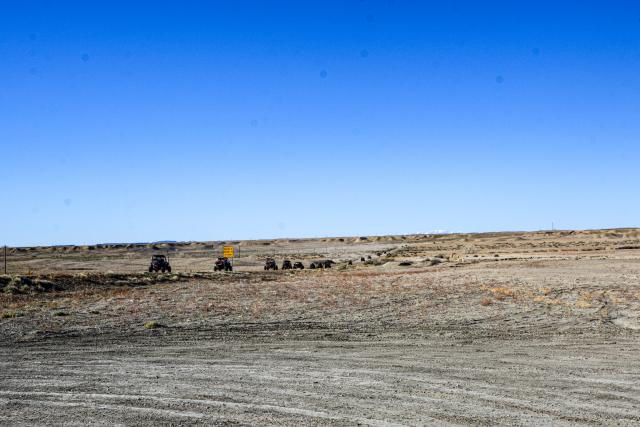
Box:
<box><xmin>4</xmin><ymin>246</ymin><xmax>6</xmax><ymax>274</ymax></box>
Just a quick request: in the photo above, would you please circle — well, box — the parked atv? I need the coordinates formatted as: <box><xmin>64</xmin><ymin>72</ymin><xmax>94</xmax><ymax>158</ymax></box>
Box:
<box><xmin>293</xmin><ymin>262</ymin><xmax>305</xmax><ymax>269</ymax></box>
<box><xmin>282</xmin><ymin>260</ymin><xmax>293</xmax><ymax>270</ymax></box>
<box><xmin>264</xmin><ymin>258</ymin><xmax>278</xmax><ymax>270</ymax></box>
<box><xmin>214</xmin><ymin>257</ymin><xmax>233</xmax><ymax>272</ymax></box>
<box><xmin>310</xmin><ymin>260</ymin><xmax>334</xmax><ymax>269</ymax></box>
<box><xmin>323</xmin><ymin>260</ymin><xmax>334</xmax><ymax>268</ymax></box>
<box><xmin>149</xmin><ymin>254</ymin><xmax>171</xmax><ymax>273</ymax></box>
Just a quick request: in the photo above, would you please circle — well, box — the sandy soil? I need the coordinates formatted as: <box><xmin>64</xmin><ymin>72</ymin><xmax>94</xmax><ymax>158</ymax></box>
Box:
<box><xmin>1</xmin><ymin>229</ymin><xmax>639</xmax><ymax>425</ymax></box>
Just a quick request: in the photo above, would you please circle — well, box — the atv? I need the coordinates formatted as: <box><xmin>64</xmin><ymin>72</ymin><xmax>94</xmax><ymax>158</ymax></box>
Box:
<box><xmin>282</xmin><ymin>260</ymin><xmax>293</xmax><ymax>270</ymax></box>
<box><xmin>264</xmin><ymin>258</ymin><xmax>278</xmax><ymax>270</ymax></box>
<box><xmin>323</xmin><ymin>260</ymin><xmax>334</xmax><ymax>268</ymax></box>
<box><xmin>214</xmin><ymin>257</ymin><xmax>233</xmax><ymax>272</ymax></box>
<box><xmin>310</xmin><ymin>260</ymin><xmax>334</xmax><ymax>269</ymax></box>
<box><xmin>293</xmin><ymin>262</ymin><xmax>305</xmax><ymax>269</ymax></box>
<box><xmin>149</xmin><ymin>254</ymin><xmax>171</xmax><ymax>273</ymax></box>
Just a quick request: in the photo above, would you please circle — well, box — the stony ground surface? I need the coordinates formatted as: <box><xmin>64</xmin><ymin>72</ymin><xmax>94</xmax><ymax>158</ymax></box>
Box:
<box><xmin>1</xmin><ymin>229</ymin><xmax>639</xmax><ymax>425</ymax></box>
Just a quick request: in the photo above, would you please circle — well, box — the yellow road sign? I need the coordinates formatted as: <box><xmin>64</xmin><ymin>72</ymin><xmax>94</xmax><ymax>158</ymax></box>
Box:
<box><xmin>223</xmin><ymin>246</ymin><xmax>234</xmax><ymax>258</ymax></box>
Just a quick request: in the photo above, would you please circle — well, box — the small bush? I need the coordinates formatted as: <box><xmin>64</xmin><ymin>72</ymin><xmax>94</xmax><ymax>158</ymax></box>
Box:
<box><xmin>480</xmin><ymin>297</ymin><xmax>492</xmax><ymax>306</ymax></box>
<box><xmin>2</xmin><ymin>311</ymin><xmax>23</xmax><ymax>319</ymax></box>
<box><xmin>52</xmin><ymin>311</ymin><xmax>68</xmax><ymax>317</ymax></box>
<box><xmin>144</xmin><ymin>321</ymin><xmax>162</xmax><ymax>329</ymax></box>
<box><xmin>490</xmin><ymin>287</ymin><xmax>515</xmax><ymax>300</ymax></box>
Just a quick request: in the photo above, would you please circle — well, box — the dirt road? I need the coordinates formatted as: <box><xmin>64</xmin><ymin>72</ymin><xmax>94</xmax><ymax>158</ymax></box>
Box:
<box><xmin>3</xmin><ymin>332</ymin><xmax>640</xmax><ymax>426</ymax></box>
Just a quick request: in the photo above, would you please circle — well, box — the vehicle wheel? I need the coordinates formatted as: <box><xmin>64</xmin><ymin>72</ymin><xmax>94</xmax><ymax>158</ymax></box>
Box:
<box><xmin>275</xmin><ymin>266</ymin><xmax>278</xmax><ymax>270</ymax></box>
<box><xmin>167</xmin><ymin>266</ymin><xmax>172</xmax><ymax>273</ymax></box>
<box><xmin>161</xmin><ymin>268</ymin><xmax>166</xmax><ymax>273</ymax></box>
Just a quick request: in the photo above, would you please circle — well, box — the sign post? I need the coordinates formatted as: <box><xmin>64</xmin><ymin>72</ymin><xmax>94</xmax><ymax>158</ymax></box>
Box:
<box><xmin>223</xmin><ymin>246</ymin><xmax>234</xmax><ymax>268</ymax></box>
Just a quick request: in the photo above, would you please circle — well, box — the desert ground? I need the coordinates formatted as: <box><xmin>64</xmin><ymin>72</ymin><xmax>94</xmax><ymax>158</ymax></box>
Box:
<box><xmin>1</xmin><ymin>229</ymin><xmax>640</xmax><ymax>425</ymax></box>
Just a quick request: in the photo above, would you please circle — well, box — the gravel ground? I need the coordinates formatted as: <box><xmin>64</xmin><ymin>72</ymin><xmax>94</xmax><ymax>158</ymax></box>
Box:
<box><xmin>1</xmin><ymin>230</ymin><xmax>639</xmax><ymax>425</ymax></box>
<box><xmin>2</xmin><ymin>332</ymin><xmax>640</xmax><ymax>426</ymax></box>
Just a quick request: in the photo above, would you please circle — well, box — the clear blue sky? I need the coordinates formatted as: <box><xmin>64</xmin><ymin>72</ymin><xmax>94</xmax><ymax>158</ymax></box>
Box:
<box><xmin>2</xmin><ymin>1</ymin><xmax>639</xmax><ymax>246</ymax></box>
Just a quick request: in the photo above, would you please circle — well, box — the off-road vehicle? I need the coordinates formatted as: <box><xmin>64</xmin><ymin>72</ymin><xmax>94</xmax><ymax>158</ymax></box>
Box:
<box><xmin>149</xmin><ymin>254</ymin><xmax>171</xmax><ymax>273</ymax></box>
<box><xmin>264</xmin><ymin>258</ymin><xmax>278</xmax><ymax>270</ymax></box>
<box><xmin>293</xmin><ymin>262</ymin><xmax>305</xmax><ymax>269</ymax></box>
<box><xmin>282</xmin><ymin>260</ymin><xmax>293</xmax><ymax>270</ymax></box>
<box><xmin>214</xmin><ymin>257</ymin><xmax>233</xmax><ymax>272</ymax></box>
<box><xmin>309</xmin><ymin>260</ymin><xmax>333</xmax><ymax>269</ymax></box>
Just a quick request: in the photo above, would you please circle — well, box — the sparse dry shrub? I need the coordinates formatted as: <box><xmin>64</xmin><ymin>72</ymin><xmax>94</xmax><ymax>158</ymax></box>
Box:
<box><xmin>480</xmin><ymin>297</ymin><xmax>492</xmax><ymax>306</ymax></box>
<box><xmin>250</xmin><ymin>301</ymin><xmax>262</xmax><ymax>318</ymax></box>
<box><xmin>489</xmin><ymin>287</ymin><xmax>515</xmax><ymax>299</ymax></box>
<box><xmin>2</xmin><ymin>310</ymin><xmax>23</xmax><ymax>318</ymax></box>
<box><xmin>575</xmin><ymin>291</ymin><xmax>600</xmax><ymax>308</ymax></box>
<box><xmin>533</xmin><ymin>295</ymin><xmax>563</xmax><ymax>306</ymax></box>
<box><xmin>109</xmin><ymin>288</ymin><xmax>131</xmax><ymax>298</ymax></box>
<box><xmin>575</xmin><ymin>300</ymin><xmax>593</xmax><ymax>309</ymax></box>
<box><xmin>144</xmin><ymin>320</ymin><xmax>161</xmax><ymax>329</ymax></box>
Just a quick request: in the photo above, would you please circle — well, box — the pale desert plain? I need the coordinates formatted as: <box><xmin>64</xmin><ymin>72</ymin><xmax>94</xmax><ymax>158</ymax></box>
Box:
<box><xmin>1</xmin><ymin>228</ymin><xmax>640</xmax><ymax>425</ymax></box>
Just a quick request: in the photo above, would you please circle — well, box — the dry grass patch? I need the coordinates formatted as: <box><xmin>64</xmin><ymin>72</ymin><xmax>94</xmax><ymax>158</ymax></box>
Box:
<box><xmin>144</xmin><ymin>320</ymin><xmax>162</xmax><ymax>329</ymax></box>
<box><xmin>489</xmin><ymin>287</ymin><xmax>516</xmax><ymax>301</ymax></box>
<box><xmin>533</xmin><ymin>296</ymin><xmax>564</xmax><ymax>306</ymax></box>
<box><xmin>2</xmin><ymin>310</ymin><xmax>23</xmax><ymax>318</ymax></box>
<box><xmin>575</xmin><ymin>300</ymin><xmax>593</xmax><ymax>309</ymax></box>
